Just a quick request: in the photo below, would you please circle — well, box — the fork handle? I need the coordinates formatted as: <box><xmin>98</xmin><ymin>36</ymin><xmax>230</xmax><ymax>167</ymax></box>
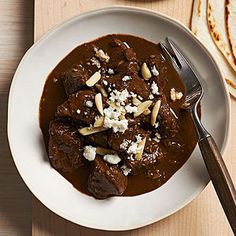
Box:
<box><xmin>199</xmin><ymin>136</ymin><xmax>236</xmax><ymax>234</ymax></box>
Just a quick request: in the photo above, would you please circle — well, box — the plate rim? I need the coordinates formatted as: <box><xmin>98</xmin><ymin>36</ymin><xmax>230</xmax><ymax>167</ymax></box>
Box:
<box><xmin>8</xmin><ymin>5</ymin><xmax>231</xmax><ymax>231</ymax></box>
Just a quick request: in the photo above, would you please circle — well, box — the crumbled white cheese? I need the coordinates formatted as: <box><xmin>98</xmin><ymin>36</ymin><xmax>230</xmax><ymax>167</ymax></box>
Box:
<box><xmin>127</xmin><ymin>142</ymin><xmax>139</xmax><ymax>154</ymax></box>
<box><xmin>123</xmin><ymin>41</ymin><xmax>130</xmax><ymax>48</ymax></box>
<box><xmin>138</xmin><ymin>95</ymin><xmax>143</xmax><ymax>101</ymax></box>
<box><xmin>84</xmin><ymin>111</ymin><xmax>88</xmax><ymax>115</ymax></box>
<box><xmin>135</xmin><ymin>134</ymin><xmax>142</xmax><ymax>143</ymax></box>
<box><xmin>107</xmin><ymin>68</ymin><xmax>114</xmax><ymax>75</ymax></box>
<box><xmin>109</xmin><ymin>89</ymin><xmax>130</xmax><ymax>104</ymax></box>
<box><xmin>130</xmin><ymin>92</ymin><xmax>137</xmax><ymax>98</ymax></box>
<box><xmin>94</xmin><ymin>47</ymin><xmax>110</xmax><ymax>63</ymax></box>
<box><xmin>103</xmin><ymin>106</ymin><xmax>128</xmax><ymax>133</ymax></box>
<box><xmin>90</xmin><ymin>57</ymin><xmax>101</xmax><ymax>68</ymax></box>
<box><xmin>76</xmin><ymin>109</ymin><xmax>81</xmax><ymax>114</ymax></box>
<box><xmin>121</xmin><ymin>165</ymin><xmax>132</xmax><ymax>176</ymax></box>
<box><xmin>120</xmin><ymin>139</ymin><xmax>131</xmax><ymax>150</ymax></box>
<box><xmin>85</xmin><ymin>100</ymin><xmax>93</xmax><ymax>107</ymax></box>
<box><xmin>83</xmin><ymin>146</ymin><xmax>96</xmax><ymax>161</ymax></box>
<box><xmin>125</xmin><ymin>104</ymin><xmax>138</xmax><ymax>113</ymax></box>
<box><xmin>127</xmin><ymin>135</ymin><xmax>143</xmax><ymax>154</ymax></box>
<box><xmin>122</xmin><ymin>75</ymin><xmax>132</xmax><ymax>82</ymax></box>
<box><xmin>103</xmin><ymin>153</ymin><xmax>121</xmax><ymax>164</ymax></box>
<box><xmin>104</xmin><ymin>116</ymin><xmax>128</xmax><ymax>133</ymax></box>
<box><xmin>170</xmin><ymin>88</ymin><xmax>183</xmax><ymax>102</ymax></box>
<box><xmin>149</xmin><ymin>94</ymin><xmax>154</xmax><ymax>99</ymax></box>
<box><xmin>151</xmin><ymin>65</ymin><xmax>159</xmax><ymax>76</ymax></box>
<box><xmin>103</xmin><ymin>80</ymin><xmax>108</xmax><ymax>86</ymax></box>
<box><xmin>151</xmin><ymin>81</ymin><xmax>159</xmax><ymax>95</ymax></box>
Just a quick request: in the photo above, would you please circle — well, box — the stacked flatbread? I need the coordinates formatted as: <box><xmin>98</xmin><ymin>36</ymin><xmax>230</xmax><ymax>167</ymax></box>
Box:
<box><xmin>191</xmin><ymin>0</ymin><xmax>236</xmax><ymax>97</ymax></box>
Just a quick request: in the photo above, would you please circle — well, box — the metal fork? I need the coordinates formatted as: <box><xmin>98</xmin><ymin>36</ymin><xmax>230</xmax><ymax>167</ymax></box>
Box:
<box><xmin>160</xmin><ymin>38</ymin><xmax>236</xmax><ymax>234</ymax></box>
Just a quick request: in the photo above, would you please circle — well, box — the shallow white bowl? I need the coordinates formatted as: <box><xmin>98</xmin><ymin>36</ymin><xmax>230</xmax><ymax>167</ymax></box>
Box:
<box><xmin>8</xmin><ymin>6</ymin><xmax>230</xmax><ymax>231</ymax></box>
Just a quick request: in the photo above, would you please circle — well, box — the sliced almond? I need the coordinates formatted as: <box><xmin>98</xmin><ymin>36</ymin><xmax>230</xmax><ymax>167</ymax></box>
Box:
<box><xmin>95</xmin><ymin>93</ymin><xmax>104</xmax><ymax>116</ymax></box>
<box><xmin>94</xmin><ymin>48</ymin><xmax>110</xmax><ymax>63</ymax></box>
<box><xmin>132</xmin><ymin>97</ymin><xmax>141</xmax><ymax>106</ymax></box>
<box><xmin>106</xmin><ymin>100</ymin><xmax>120</xmax><ymax>110</ymax></box>
<box><xmin>86</xmin><ymin>71</ymin><xmax>101</xmax><ymax>87</ymax></box>
<box><xmin>79</xmin><ymin>126</ymin><xmax>108</xmax><ymax>136</ymax></box>
<box><xmin>141</xmin><ymin>63</ymin><xmax>152</xmax><ymax>80</ymax></box>
<box><xmin>93</xmin><ymin>116</ymin><xmax>104</xmax><ymax>127</ymax></box>
<box><xmin>96</xmin><ymin>147</ymin><xmax>116</xmax><ymax>155</ymax></box>
<box><xmin>119</xmin><ymin>114</ymin><xmax>126</xmax><ymax>120</ymax></box>
<box><xmin>151</xmin><ymin>100</ymin><xmax>161</xmax><ymax>126</ymax></box>
<box><xmin>143</xmin><ymin>108</ymin><xmax>151</xmax><ymax>115</ymax></box>
<box><xmin>134</xmin><ymin>100</ymin><xmax>152</xmax><ymax>117</ymax></box>
<box><xmin>95</xmin><ymin>84</ymin><xmax>108</xmax><ymax>97</ymax></box>
<box><xmin>135</xmin><ymin>137</ymin><xmax>147</xmax><ymax>161</ymax></box>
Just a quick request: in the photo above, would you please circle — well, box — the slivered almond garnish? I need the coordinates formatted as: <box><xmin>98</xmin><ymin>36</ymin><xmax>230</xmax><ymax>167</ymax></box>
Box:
<box><xmin>95</xmin><ymin>84</ymin><xmax>108</xmax><ymax>97</ymax></box>
<box><xmin>79</xmin><ymin>126</ymin><xmax>108</xmax><ymax>136</ymax></box>
<box><xmin>141</xmin><ymin>63</ymin><xmax>152</xmax><ymax>80</ymax></box>
<box><xmin>86</xmin><ymin>71</ymin><xmax>101</xmax><ymax>87</ymax></box>
<box><xmin>151</xmin><ymin>100</ymin><xmax>161</xmax><ymax>126</ymax></box>
<box><xmin>95</xmin><ymin>93</ymin><xmax>104</xmax><ymax>116</ymax></box>
<box><xmin>119</xmin><ymin>114</ymin><xmax>126</xmax><ymax>120</ymax></box>
<box><xmin>132</xmin><ymin>97</ymin><xmax>141</xmax><ymax>106</ymax></box>
<box><xmin>94</xmin><ymin>48</ymin><xmax>110</xmax><ymax>63</ymax></box>
<box><xmin>135</xmin><ymin>137</ymin><xmax>146</xmax><ymax>161</ymax></box>
<box><xmin>93</xmin><ymin>116</ymin><xmax>104</xmax><ymax>127</ymax></box>
<box><xmin>96</xmin><ymin>147</ymin><xmax>116</xmax><ymax>155</ymax></box>
<box><xmin>143</xmin><ymin>108</ymin><xmax>151</xmax><ymax>115</ymax></box>
<box><xmin>106</xmin><ymin>100</ymin><xmax>120</xmax><ymax>110</ymax></box>
<box><xmin>134</xmin><ymin>100</ymin><xmax>152</xmax><ymax>117</ymax></box>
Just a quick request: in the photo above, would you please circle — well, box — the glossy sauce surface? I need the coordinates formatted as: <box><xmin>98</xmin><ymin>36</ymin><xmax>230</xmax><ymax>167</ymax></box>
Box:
<box><xmin>39</xmin><ymin>34</ymin><xmax>198</xmax><ymax>197</ymax></box>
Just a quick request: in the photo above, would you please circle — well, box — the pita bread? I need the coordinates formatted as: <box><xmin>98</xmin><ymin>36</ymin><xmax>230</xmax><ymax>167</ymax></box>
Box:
<box><xmin>191</xmin><ymin>0</ymin><xmax>236</xmax><ymax>97</ymax></box>
<box><xmin>207</xmin><ymin>0</ymin><xmax>236</xmax><ymax>73</ymax></box>
<box><xmin>226</xmin><ymin>0</ymin><xmax>236</xmax><ymax>61</ymax></box>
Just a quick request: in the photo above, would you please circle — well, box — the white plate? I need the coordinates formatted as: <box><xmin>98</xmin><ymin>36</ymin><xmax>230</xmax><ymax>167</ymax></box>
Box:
<box><xmin>8</xmin><ymin>6</ymin><xmax>230</xmax><ymax>231</ymax></box>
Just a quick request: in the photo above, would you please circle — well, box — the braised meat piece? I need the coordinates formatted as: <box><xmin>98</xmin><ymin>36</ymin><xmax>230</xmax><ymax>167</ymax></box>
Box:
<box><xmin>48</xmin><ymin>120</ymin><xmax>84</xmax><ymax>172</ymax></box>
<box><xmin>88</xmin><ymin>158</ymin><xmax>128</xmax><ymax>199</ymax></box>
<box><xmin>158</xmin><ymin>95</ymin><xmax>179</xmax><ymax>138</ymax></box>
<box><xmin>56</xmin><ymin>90</ymin><xmax>104</xmax><ymax>125</ymax></box>
<box><xmin>60</xmin><ymin>64</ymin><xmax>91</xmax><ymax>96</ymax></box>
<box><xmin>86</xmin><ymin>131</ymin><xmax>109</xmax><ymax>148</ymax></box>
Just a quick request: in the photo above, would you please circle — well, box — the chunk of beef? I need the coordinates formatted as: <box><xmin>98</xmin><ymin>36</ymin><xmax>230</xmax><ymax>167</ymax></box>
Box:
<box><xmin>125</xmin><ymin>139</ymin><xmax>164</xmax><ymax>175</ymax></box>
<box><xmin>124</xmin><ymin>48</ymin><xmax>137</xmax><ymax>62</ymax></box>
<box><xmin>48</xmin><ymin>120</ymin><xmax>84</xmax><ymax>172</ymax></box>
<box><xmin>56</xmin><ymin>90</ymin><xmax>103</xmax><ymax>125</ymax></box>
<box><xmin>86</xmin><ymin>131</ymin><xmax>109</xmax><ymax>148</ymax></box>
<box><xmin>88</xmin><ymin>158</ymin><xmax>128</xmax><ymax>199</ymax></box>
<box><xmin>158</xmin><ymin>95</ymin><xmax>179</xmax><ymax>138</ymax></box>
<box><xmin>60</xmin><ymin>64</ymin><xmax>91</xmax><ymax>96</ymax></box>
<box><xmin>117</xmin><ymin>61</ymin><xmax>140</xmax><ymax>76</ymax></box>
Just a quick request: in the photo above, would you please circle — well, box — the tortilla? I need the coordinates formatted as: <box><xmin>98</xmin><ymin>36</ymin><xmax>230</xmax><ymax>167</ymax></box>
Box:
<box><xmin>226</xmin><ymin>0</ymin><xmax>236</xmax><ymax>62</ymax></box>
<box><xmin>191</xmin><ymin>0</ymin><xmax>236</xmax><ymax>97</ymax></box>
<box><xmin>207</xmin><ymin>0</ymin><xmax>236</xmax><ymax>73</ymax></box>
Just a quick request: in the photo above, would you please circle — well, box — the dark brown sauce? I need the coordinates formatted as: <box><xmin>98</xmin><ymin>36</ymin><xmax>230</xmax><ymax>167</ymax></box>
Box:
<box><xmin>39</xmin><ymin>34</ymin><xmax>198</xmax><ymax>197</ymax></box>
